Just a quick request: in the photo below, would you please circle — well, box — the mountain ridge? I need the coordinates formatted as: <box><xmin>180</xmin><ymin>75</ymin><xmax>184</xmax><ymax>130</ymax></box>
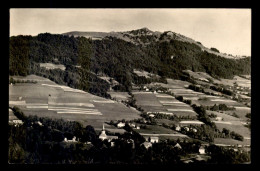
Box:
<box><xmin>62</xmin><ymin>28</ymin><xmax>250</xmax><ymax>59</ymax></box>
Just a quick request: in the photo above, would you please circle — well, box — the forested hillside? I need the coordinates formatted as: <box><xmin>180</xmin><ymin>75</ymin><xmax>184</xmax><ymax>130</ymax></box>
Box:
<box><xmin>9</xmin><ymin>32</ymin><xmax>251</xmax><ymax>97</ymax></box>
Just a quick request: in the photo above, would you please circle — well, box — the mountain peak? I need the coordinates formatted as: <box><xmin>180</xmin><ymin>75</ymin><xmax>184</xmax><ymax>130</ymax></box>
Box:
<box><xmin>127</xmin><ymin>27</ymin><xmax>153</xmax><ymax>35</ymax></box>
<box><xmin>140</xmin><ymin>27</ymin><xmax>151</xmax><ymax>31</ymax></box>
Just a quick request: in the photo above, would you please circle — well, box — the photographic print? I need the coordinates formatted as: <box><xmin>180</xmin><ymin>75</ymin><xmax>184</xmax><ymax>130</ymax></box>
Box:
<box><xmin>9</xmin><ymin>8</ymin><xmax>251</xmax><ymax>164</ymax></box>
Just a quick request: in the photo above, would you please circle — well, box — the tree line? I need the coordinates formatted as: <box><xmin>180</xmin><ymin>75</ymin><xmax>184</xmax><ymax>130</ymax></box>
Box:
<box><xmin>10</xmin><ymin>33</ymin><xmax>251</xmax><ymax>95</ymax></box>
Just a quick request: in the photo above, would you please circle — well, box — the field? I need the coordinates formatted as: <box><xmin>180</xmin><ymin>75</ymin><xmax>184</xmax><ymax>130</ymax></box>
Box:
<box><xmin>9</xmin><ymin>75</ymin><xmax>141</xmax><ymax>129</ymax></box>
<box><xmin>221</xmin><ymin>76</ymin><xmax>251</xmax><ymax>88</ymax></box>
<box><xmin>224</xmin><ymin>108</ymin><xmax>251</xmax><ymax>121</ymax></box>
<box><xmin>108</xmin><ymin>91</ymin><xmax>130</xmax><ymax>101</ymax></box>
<box><xmin>9</xmin><ymin>108</ymin><xmax>18</xmax><ymax>121</ymax></box>
<box><xmin>40</xmin><ymin>63</ymin><xmax>66</xmax><ymax>71</ymax></box>
<box><xmin>206</xmin><ymin>110</ymin><xmax>250</xmax><ymax>145</ymax></box>
<box><xmin>133</xmin><ymin>69</ymin><xmax>160</xmax><ymax>78</ymax></box>
<box><xmin>183</xmin><ymin>70</ymin><xmax>251</xmax><ymax>89</ymax></box>
<box><xmin>214</xmin><ymin>138</ymin><xmax>250</xmax><ymax>146</ymax></box>
<box><xmin>140</xmin><ymin>76</ymin><xmax>251</xmax><ymax>146</ymax></box>
<box><xmin>133</xmin><ymin>91</ymin><xmax>197</xmax><ymax>117</ymax></box>
<box><xmin>183</xmin><ymin>70</ymin><xmax>221</xmax><ymax>84</ymax></box>
<box><xmin>135</xmin><ymin>125</ymin><xmax>189</xmax><ymax>141</ymax></box>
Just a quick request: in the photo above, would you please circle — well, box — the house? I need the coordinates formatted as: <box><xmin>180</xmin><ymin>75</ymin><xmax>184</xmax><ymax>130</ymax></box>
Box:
<box><xmin>193</xmin><ymin>128</ymin><xmax>197</xmax><ymax>133</ymax></box>
<box><xmin>110</xmin><ymin>142</ymin><xmax>115</xmax><ymax>147</ymax></box>
<box><xmin>145</xmin><ymin>88</ymin><xmax>149</xmax><ymax>92</ymax></box>
<box><xmin>117</xmin><ymin>122</ymin><xmax>125</xmax><ymax>128</ymax></box>
<box><xmin>12</xmin><ymin>120</ymin><xmax>23</xmax><ymax>124</ymax></box>
<box><xmin>174</xmin><ymin>143</ymin><xmax>182</xmax><ymax>149</ymax></box>
<box><xmin>64</xmin><ymin>136</ymin><xmax>77</xmax><ymax>143</ymax></box>
<box><xmin>184</xmin><ymin>127</ymin><xmax>189</xmax><ymax>132</ymax></box>
<box><xmin>199</xmin><ymin>146</ymin><xmax>206</xmax><ymax>154</ymax></box>
<box><xmin>136</xmin><ymin>126</ymin><xmax>140</xmax><ymax>129</ymax></box>
<box><xmin>129</xmin><ymin>123</ymin><xmax>136</xmax><ymax>128</ymax></box>
<box><xmin>175</xmin><ymin>125</ymin><xmax>181</xmax><ymax>131</ymax></box>
<box><xmin>142</xmin><ymin>142</ymin><xmax>152</xmax><ymax>149</ymax></box>
<box><xmin>34</xmin><ymin>121</ymin><xmax>43</xmax><ymax>126</ymax></box>
<box><xmin>215</xmin><ymin>117</ymin><xmax>222</xmax><ymax>121</ymax></box>
<box><xmin>149</xmin><ymin>114</ymin><xmax>155</xmax><ymax>118</ymax></box>
<box><xmin>10</xmin><ymin>119</ymin><xmax>24</xmax><ymax>127</ymax></box>
<box><xmin>106</xmin><ymin>136</ymin><xmax>118</xmax><ymax>142</ymax></box>
<box><xmin>150</xmin><ymin>137</ymin><xmax>159</xmax><ymax>143</ymax></box>
<box><xmin>127</xmin><ymin>139</ymin><xmax>135</xmax><ymax>149</ymax></box>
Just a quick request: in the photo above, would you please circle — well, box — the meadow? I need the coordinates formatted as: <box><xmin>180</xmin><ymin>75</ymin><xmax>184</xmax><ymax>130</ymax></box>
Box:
<box><xmin>9</xmin><ymin>75</ymin><xmax>141</xmax><ymax>129</ymax></box>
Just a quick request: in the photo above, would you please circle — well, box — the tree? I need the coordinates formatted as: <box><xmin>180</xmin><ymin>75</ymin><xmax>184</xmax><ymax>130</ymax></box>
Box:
<box><xmin>210</xmin><ymin>47</ymin><xmax>220</xmax><ymax>53</ymax></box>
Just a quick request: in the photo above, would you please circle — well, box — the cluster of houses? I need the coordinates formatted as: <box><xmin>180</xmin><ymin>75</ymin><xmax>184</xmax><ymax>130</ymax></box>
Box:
<box><xmin>9</xmin><ymin>119</ymin><xmax>23</xmax><ymax>127</ymax></box>
<box><xmin>64</xmin><ymin>136</ymin><xmax>78</xmax><ymax>143</ymax></box>
<box><xmin>175</xmin><ymin>125</ymin><xmax>198</xmax><ymax>133</ymax></box>
<box><xmin>116</xmin><ymin>121</ymin><xmax>140</xmax><ymax>130</ymax></box>
<box><xmin>8</xmin><ymin>108</ymin><xmax>24</xmax><ymax>127</ymax></box>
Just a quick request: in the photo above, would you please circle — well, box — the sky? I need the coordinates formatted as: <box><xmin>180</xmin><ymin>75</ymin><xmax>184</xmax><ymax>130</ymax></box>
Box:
<box><xmin>10</xmin><ymin>8</ymin><xmax>251</xmax><ymax>56</ymax></box>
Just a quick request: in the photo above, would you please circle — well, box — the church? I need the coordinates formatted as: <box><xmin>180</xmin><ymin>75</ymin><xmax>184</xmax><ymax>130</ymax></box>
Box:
<box><xmin>99</xmin><ymin>124</ymin><xmax>118</xmax><ymax>142</ymax></box>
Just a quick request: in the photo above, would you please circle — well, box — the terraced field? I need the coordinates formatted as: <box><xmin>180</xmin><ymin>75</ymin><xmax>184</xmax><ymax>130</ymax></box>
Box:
<box><xmin>135</xmin><ymin>125</ymin><xmax>189</xmax><ymax>141</ymax></box>
<box><xmin>9</xmin><ymin>75</ymin><xmax>141</xmax><ymax>128</ymax></box>
<box><xmin>133</xmin><ymin>91</ymin><xmax>197</xmax><ymax>117</ymax></box>
<box><xmin>206</xmin><ymin>110</ymin><xmax>250</xmax><ymax>145</ymax></box>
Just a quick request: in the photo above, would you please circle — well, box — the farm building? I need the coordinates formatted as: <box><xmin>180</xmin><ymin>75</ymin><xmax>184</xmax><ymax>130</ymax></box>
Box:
<box><xmin>149</xmin><ymin>137</ymin><xmax>159</xmax><ymax>143</ymax></box>
<box><xmin>142</xmin><ymin>142</ymin><xmax>152</xmax><ymax>149</ymax></box>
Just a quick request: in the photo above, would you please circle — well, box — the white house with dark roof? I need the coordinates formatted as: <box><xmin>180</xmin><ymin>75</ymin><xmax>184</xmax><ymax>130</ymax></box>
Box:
<box><xmin>199</xmin><ymin>146</ymin><xmax>206</xmax><ymax>154</ymax></box>
<box><xmin>174</xmin><ymin>143</ymin><xmax>182</xmax><ymax>149</ymax></box>
<box><xmin>117</xmin><ymin>122</ymin><xmax>125</xmax><ymax>128</ymax></box>
<box><xmin>175</xmin><ymin>125</ymin><xmax>181</xmax><ymax>131</ymax></box>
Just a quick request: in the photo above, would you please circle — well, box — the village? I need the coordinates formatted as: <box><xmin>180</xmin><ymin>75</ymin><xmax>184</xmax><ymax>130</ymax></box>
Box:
<box><xmin>9</xmin><ymin>68</ymin><xmax>251</xmax><ymax>164</ymax></box>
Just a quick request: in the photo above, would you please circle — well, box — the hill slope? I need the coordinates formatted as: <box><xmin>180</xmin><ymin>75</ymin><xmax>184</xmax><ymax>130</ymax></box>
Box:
<box><xmin>63</xmin><ymin>28</ymin><xmax>250</xmax><ymax>59</ymax></box>
<box><xmin>10</xmin><ymin>29</ymin><xmax>251</xmax><ymax>97</ymax></box>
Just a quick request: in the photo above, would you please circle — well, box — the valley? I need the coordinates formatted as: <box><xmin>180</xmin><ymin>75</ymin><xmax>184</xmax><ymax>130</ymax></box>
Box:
<box><xmin>8</xmin><ymin>27</ymin><xmax>251</xmax><ymax>164</ymax></box>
